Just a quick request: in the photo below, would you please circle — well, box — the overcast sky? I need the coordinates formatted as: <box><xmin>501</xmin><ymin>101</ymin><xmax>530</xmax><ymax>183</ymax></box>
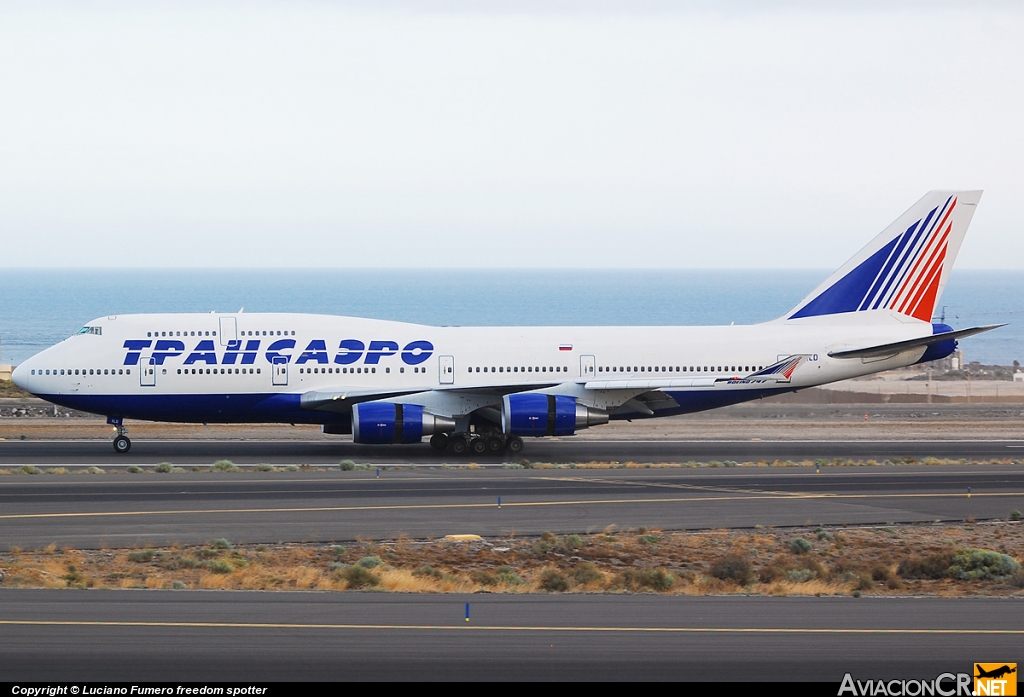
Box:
<box><xmin>1</xmin><ymin>0</ymin><xmax>1021</xmax><ymax>269</ymax></box>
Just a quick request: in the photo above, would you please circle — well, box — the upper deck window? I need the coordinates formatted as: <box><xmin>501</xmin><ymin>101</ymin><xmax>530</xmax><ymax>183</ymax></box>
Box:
<box><xmin>76</xmin><ymin>326</ymin><xmax>102</xmax><ymax>336</ymax></box>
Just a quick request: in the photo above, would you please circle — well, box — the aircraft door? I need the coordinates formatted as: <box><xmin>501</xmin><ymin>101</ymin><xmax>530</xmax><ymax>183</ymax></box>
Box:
<box><xmin>272</xmin><ymin>356</ymin><xmax>288</xmax><ymax>386</ymax></box>
<box><xmin>219</xmin><ymin>317</ymin><xmax>237</xmax><ymax>346</ymax></box>
<box><xmin>439</xmin><ymin>355</ymin><xmax>454</xmax><ymax>384</ymax></box>
<box><xmin>580</xmin><ymin>355</ymin><xmax>596</xmax><ymax>379</ymax></box>
<box><xmin>140</xmin><ymin>357</ymin><xmax>156</xmax><ymax>387</ymax></box>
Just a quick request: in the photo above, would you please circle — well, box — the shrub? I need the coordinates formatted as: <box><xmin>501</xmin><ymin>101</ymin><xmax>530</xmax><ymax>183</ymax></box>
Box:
<box><xmin>338</xmin><ymin>564</ymin><xmax>380</xmax><ymax>589</ymax></box>
<box><xmin>495</xmin><ymin>566</ymin><xmax>525</xmax><ymax>585</ymax></box>
<box><xmin>84</xmin><ymin>466</ymin><xmax>106</xmax><ymax>474</ymax></box>
<box><xmin>162</xmin><ymin>556</ymin><xmax>201</xmax><ymax>570</ymax></box>
<box><xmin>128</xmin><ymin>550</ymin><xmax>158</xmax><ymax>563</ymax></box>
<box><xmin>356</xmin><ymin>555</ymin><xmax>383</xmax><ymax>569</ymax></box>
<box><xmin>210</xmin><ymin>538</ymin><xmax>232</xmax><ymax>550</ymax></box>
<box><xmin>470</xmin><ymin>570</ymin><xmax>498</xmax><ymax>586</ymax></box>
<box><xmin>154</xmin><ymin>462</ymin><xmax>174</xmax><ymax>473</ymax></box>
<box><xmin>207</xmin><ymin>560</ymin><xmax>234</xmax><ymax>574</ymax></box>
<box><xmin>170</xmin><ymin>580</ymin><xmax>187</xmax><ymax>590</ymax></box>
<box><xmin>212</xmin><ymin>460</ymin><xmax>240</xmax><ymax>472</ymax></box>
<box><xmin>332</xmin><ymin>545</ymin><xmax>347</xmax><ymax>557</ymax></box>
<box><xmin>16</xmin><ymin>465</ymin><xmax>41</xmax><ymax>475</ymax></box>
<box><xmin>871</xmin><ymin>565</ymin><xmax>894</xmax><ymax>583</ymax></box>
<box><xmin>1011</xmin><ymin>510</ymin><xmax>1022</xmax><ymax>521</ymax></box>
<box><xmin>788</xmin><ymin>537</ymin><xmax>812</xmax><ymax>554</ymax></box>
<box><xmin>786</xmin><ymin>568</ymin><xmax>817</xmax><ymax>583</ymax></box>
<box><xmin>497</xmin><ymin>569</ymin><xmax>525</xmax><ymax>586</ymax></box>
<box><xmin>255</xmin><ymin>463</ymin><xmax>275</xmax><ymax>472</ymax></box>
<box><xmin>64</xmin><ymin>564</ymin><xmax>84</xmax><ymax>587</ymax></box>
<box><xmin>412</xmin><ymin>564</ymin><xmax>444</xmax><ymax>579</ymax></box>
<box><xmin>125</xmin><ymin>465</ymin><xmax>143</xmax><ymax>474</ymax></box>
<box><xmin>710</xmin><ymin>554</ymin><xmax>755</xmax><ymax>585</ymax></box>
<box><xmin>539</xmin><ymin>569</ymin><xmax>569</xmax><ymax>592</ymax></box>
<box><xmin>555</xmin><ymin>534</ymin><xmax>583</xmax><ymax>551</ymax></box>
<box><xmin>572</xmin><ymin>563</ymin><xmax>603</xmax><ymax>585</ymax></box>
<box><xmin>898</xmin><ymin>551</ymin><xmax>956</xmax><ymax>580</ymax></box>
<box><xmin>339</xmin><ymin>460</ymin><xmax>356</xmax><ymax>471</ymax></box>
<box><xmin>853</xmin><ymin>574</ymin><xmax>874</xmax><ymax>591</ymax></box>
<box><xmin>616</xmin><ymin>568</ymin><xmax>675</xmax><ymax>592</ymax></box>
<box><xmin>947</xmin><ymin>549</ymin><xmax>1021</xmax><ymax>581</ymax></box>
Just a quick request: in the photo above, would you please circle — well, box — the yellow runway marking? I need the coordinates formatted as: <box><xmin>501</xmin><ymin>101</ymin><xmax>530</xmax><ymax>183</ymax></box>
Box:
<box><xmin>0</xmin><ymin>490</ymin><xmax>1021</xmax><ymax>521</ymax></box>
<box><xmin>0</xmin><ymin>619</ymin><xmax>1020</xmax><ymax>634</ymax></box>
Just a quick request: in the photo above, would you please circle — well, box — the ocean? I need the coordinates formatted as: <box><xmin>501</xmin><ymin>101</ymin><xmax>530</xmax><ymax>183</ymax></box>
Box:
<box><xmin>0</xmin><ymin>269</ymin><xmax>1021</xmax><ymax>366</ymax></box>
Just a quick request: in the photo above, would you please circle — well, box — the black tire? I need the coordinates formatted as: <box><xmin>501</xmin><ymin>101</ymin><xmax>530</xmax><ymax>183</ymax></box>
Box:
<box><xmin>451</xmin><ymin>438</ymin><xmax>468</xmax><ymax>455</ymax></box>
<box><xmin>507</xmin><ymin>436</ymin><xmax>524</xmax><ymax>454</ymax></box>
<box><xmin>486</xmin><ymin>437</ymin><xmax>505</xmax><ymax>453</ymax></box>
<box><xmin>113</xmin><ymin>435</ymin><xmax>131</xmax><ymax>454</ymax></box>
<box><xmin>471</xmin><ymin>438</ymin><xmax>487</xmax><ymax>455</ymax></box>
<box><xmin>429</xmin><ymin>433</ymin><xmax>449</xmax><ymax>451</ymax></box>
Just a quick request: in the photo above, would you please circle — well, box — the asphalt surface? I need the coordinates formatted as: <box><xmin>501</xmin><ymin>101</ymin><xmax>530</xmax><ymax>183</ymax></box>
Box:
<box><xmin>2</xmin><ymin>465</ymin><xmax>1022</xmax><ymax>550</ymax></box>
<box><xmin>2</xmin><ymin>436</ymin><xmax>1024</xmax><ymax>465</ymax></box>
<box><xmin>1</xmin><ymin>589</ymin><xmax>1019</xmax><ymax>681</ymax></box>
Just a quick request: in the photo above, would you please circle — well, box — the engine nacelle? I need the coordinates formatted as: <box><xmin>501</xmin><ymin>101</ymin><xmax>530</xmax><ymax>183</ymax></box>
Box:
<box><xmin>352</xmin><ymin>402</ymin><xmax>456</xmax><ymax>445</ymax></box>
<box><xmin>501</xmin><ymin>393</ymin><xmax>609</xmax><ymax>437</ymax></box>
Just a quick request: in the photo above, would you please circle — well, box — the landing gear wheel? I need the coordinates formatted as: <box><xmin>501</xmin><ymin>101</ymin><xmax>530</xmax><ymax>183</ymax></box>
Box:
<box><xmin>486</xmin><ymin>437</ymin><xmax>505</xmax><ymax>453</ymax></box>
<box><xmin>507</xmin><ymin>436</ymin><xmax>524</xmax><ymax>454</ymax></box>
<box><xmin>430</xmin><ymin>433</ymin><xmax>449</xmax><ymax>451</ymax></box>
<box><xmin>113</xmin><ymin>435</ymin><xmax>132</xmax><ymax>454</ymax></box>
<box><xmin>471</xmin><ymin>438</ymin><xmax>487</xmax><ymax>455</ymax></box>
<box><xmin>451</xmin><ymin>438</ymin><xmax>469</xmax><ymax>455</ymax></box>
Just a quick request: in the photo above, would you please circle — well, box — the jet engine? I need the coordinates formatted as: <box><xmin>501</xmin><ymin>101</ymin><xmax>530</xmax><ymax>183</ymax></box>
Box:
<box><xmin>352</xmin><ymin>402</ymin><xmax>456</xmax><ymax>445</ymax></box>
<box><xmin>501</xmin><ymin>393</ymin><xmax>608</xmax><ymax>437</ymax></box>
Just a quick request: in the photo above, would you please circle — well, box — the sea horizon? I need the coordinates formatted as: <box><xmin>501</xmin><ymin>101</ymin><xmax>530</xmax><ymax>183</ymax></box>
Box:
<box><xmin>1</xmin><ymin>268</ymin><xmax>1020</xmax><ymax>367</ymax></box>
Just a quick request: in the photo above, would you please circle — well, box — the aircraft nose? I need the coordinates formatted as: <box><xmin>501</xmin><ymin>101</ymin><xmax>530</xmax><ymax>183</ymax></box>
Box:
<box><xmin>11</xmin><ymin>362</ymin><xmax>28</xmax><ymax>390</ymax></box>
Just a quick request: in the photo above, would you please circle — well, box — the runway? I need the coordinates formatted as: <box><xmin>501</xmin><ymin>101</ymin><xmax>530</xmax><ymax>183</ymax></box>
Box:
<box><xmin>2</xmin><ymin>465</ymin><xmax>1022</xmax><ymax>550</ymax></box>
<box><xmin>1</xmin><ymin>589</ymin><xmax>1019</xmax><ymax>681</ymax></box>
<box><xmin>3</xmin><ymin>436</ymin><xmax>1024</xmax><ymax>466</ymax></box>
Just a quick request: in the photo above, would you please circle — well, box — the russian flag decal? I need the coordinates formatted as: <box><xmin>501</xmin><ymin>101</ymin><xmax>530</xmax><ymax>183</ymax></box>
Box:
<box><xmin>559</xmin><ymin>345</ymin><xmax>573</xmax><ymax>351</ymax></box>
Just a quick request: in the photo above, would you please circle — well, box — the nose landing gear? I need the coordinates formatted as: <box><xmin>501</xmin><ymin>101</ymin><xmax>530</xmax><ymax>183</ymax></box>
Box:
<box><xmin>108</xmin><ymin>417</ymin><xmax>131</xmax><ymax>454</ymax></box>
<box><xmin>113</xmin><ymin>434</ymin><xmax>132</xmax><ymax>454</ymax></box>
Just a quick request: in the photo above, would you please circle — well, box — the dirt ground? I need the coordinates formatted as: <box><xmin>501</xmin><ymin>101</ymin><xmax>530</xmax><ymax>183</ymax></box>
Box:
<box><xmin>2</xmin><ymin>522</ymin><xmax>1021</xmax><ymax>597</ymax></box>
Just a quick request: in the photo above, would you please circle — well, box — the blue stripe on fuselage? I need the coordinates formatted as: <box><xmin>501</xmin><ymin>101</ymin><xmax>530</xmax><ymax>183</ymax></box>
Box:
<box><xmin>35</xmin><ymin>392</ymin><xmax>349</xmax><ymax>426</ymax></box>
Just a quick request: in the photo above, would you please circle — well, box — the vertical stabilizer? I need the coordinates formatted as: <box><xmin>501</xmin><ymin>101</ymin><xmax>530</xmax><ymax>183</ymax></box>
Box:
<box><xmin>785</xmin><ymin>190</ymin><xmax>982</xmax><ymax>322</ymax></box>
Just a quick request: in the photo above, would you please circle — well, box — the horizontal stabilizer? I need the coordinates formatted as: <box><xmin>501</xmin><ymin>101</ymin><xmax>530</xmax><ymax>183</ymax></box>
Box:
<box><xmin>827</xmin><ymin>324</ymin><xmax>1003</xmax><ymax>359</ymax></box>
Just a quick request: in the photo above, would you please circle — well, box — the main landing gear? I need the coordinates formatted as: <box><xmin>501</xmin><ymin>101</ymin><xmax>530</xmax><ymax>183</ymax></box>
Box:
<box><xmin>430</xmin><ymin>432</ymin><xmax>524</xmax><ymax>456</ymax></box>
<box><xmin>109</xmin><ymin>418</ymin><xmax>131</xmax><ymax>454</ymax></box>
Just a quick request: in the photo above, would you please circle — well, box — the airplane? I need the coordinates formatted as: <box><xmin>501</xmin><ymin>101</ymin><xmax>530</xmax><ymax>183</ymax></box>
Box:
<box><xmin>12</xmin><ymin>190</ymin><xmax>1000</xmax><ymax>455</ymax></box>
<box><xmin>975</xmin><ymin>665</ymin><xmax>1017</xmax><ymax>680</ymax></box>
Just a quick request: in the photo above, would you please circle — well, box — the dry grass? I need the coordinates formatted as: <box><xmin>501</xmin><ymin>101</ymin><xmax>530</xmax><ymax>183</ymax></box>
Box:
<box><xmin>0</xmin><ymin>522</ymin><xmax>1021</xmax><ymax>596</ymax></box>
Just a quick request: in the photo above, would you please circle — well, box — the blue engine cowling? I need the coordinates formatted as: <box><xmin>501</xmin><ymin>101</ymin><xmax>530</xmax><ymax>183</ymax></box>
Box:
<box><xmin>352</xmin><ymin>402</ymin><xmax>455</xmax><ymax>444</ymax></box>
<box><xmin>914</xmin><ymin>323</ymin><xmax>958</xmax><ymax>365</ymax></box>
<box><xmin>502</xmin><ymin>393</ymin><xmax>608</xmax><ymax>437</ymax></box>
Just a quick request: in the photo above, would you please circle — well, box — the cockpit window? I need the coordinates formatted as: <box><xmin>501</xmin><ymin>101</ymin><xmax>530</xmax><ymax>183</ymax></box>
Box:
<box><xmin>75</xmin><ymin>327</ymin><xmax>102</xmax><ymax>336</ymax></box>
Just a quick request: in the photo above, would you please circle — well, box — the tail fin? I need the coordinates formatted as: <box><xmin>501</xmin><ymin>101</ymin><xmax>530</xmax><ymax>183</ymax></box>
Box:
<box><xmin>785</xmin><ymin>190</ymin><xmax>982</xmax><ymax>322</ymax></box>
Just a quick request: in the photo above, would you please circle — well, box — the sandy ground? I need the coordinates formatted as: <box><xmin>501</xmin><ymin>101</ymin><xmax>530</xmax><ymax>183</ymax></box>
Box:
<box><xmin>2</xmin><ymin>523</ymin><xmax>1021</xmax><ymax>597</ymax></box>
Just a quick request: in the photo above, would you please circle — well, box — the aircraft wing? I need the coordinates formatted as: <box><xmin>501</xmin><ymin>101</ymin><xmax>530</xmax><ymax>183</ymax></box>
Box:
<box><xmin>300</xmin><ymin>387</ymin><xmax>424</xmax><ymax>411</ymax></box>
<box><xmin>827</xmin><ymin>324</ymin><xmax>1002</xmax><ymax>359</ymax></box>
